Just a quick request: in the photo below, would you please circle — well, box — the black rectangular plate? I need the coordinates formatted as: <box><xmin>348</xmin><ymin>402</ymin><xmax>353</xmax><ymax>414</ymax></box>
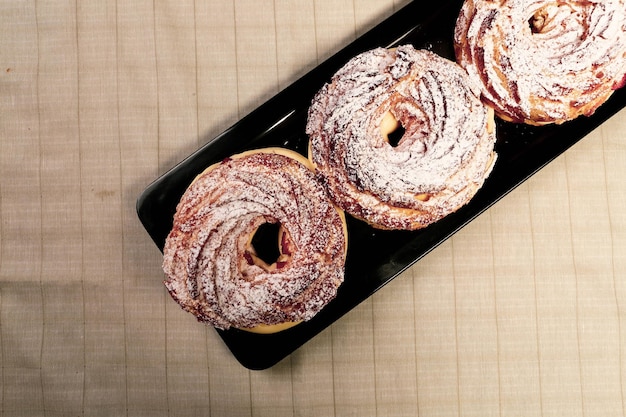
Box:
<box><xmin>137</xmin><ymin>0</ymin><xmax>626</xmax><ymax>370</ymax></box>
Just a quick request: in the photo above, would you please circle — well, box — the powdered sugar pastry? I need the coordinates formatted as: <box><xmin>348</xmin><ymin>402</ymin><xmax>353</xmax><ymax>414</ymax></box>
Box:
<box><xmin>162</xmin><ymin>151</ymin><xmax>347</xmax><ymax>330</ymax></box>
<box><xmin>306</xmin><ymin>45</ymin><xmax>497</xmax><ymax>230</ymax></box>
<box><xmin>454</xmin><ymin>0</ymin><xmax>626</xmax><ymax>124</ymax></box>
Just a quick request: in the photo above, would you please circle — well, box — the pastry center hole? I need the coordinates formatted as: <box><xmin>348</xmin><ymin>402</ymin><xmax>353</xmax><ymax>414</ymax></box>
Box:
<box><xmin>251</xmin><ymin>222</ymin><xmax>281</xmax><ymax>265</ymax></box>
<box><xmin>529</xmin><ymin>10</ymin><xmax>549</xmax><ymax>34</ymax></box>
<box><xmin>381</xmin><ymin>111</ymin><xmax>405</xmax><ymax>148</ymax></box>
<box><xmin>387</xmin><ymin>124</ymin><xmax>406</xmax><ymax>148</ymax></box>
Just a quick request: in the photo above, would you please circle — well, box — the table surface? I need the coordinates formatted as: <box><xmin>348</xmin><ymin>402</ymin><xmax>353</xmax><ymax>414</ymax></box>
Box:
<box><xmin>2</xmin><ymin>1</ymin><xmax>626</xmax><ymax>416</ymax></box>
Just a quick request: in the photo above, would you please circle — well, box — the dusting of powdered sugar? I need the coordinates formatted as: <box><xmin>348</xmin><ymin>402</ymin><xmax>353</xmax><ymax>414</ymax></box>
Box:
<box><xmin>306</xmin><ymin>45</ymin><xmax>497</xmax><ymax>230</ymax></box>
<box><xmin>454</xmin><ymin>0</ymin><xmax>626</xmax><ymax>123</ymax></box>
<box><xmin>162</xmin><ymin>152</ymin><xmax>346</xmax><ymax>330</ymax></box>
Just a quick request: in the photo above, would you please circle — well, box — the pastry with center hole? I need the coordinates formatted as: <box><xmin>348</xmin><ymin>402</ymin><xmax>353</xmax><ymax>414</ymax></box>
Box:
<box><xmin>162</xmin><ymin>148</ymin><xmax>348</xmax><ymax>333</ymax></box>
<box><xmin>306</xmin><ymin>45</ymin><xmax>497</xmax><ymax>230</ymax></box>
<box><xmin>454</xmin><ymin>0</ymin><xmax>626</xmax><ymax>125</ymax></box>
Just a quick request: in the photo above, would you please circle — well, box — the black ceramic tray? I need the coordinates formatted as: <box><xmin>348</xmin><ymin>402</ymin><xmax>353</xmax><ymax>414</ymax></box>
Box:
<box><xmin>137</xmin><ymin>0</ymin><xmax>626</xmax><ymax>370</ymax></box>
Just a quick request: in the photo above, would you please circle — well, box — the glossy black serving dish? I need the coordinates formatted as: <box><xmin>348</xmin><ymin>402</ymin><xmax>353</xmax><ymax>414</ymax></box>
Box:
<box><xmin>137</xmin><ymin>0</ymin><xmax>626</xmax><ymax>369</ymax></box>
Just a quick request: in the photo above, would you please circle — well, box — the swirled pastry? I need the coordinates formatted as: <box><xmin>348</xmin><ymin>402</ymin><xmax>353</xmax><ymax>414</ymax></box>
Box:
<box><xmin>454</xmin><ymin>0</ymin><xmax>626</xmax><ymax>125</ymax></box>
<box><xmin>306</xmin><ymin>45</ymin><xmax>497</xmax><ymax>230</ymax></box>
<box><xmin>162</xmin><ymin>148</ymin><xmax>347</xmax><ymax>333</ymax></box>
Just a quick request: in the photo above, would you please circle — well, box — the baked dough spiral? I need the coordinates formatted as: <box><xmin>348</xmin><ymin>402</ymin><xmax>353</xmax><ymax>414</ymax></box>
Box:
<box><xmin>306</xmin><ymin>45</ymin><xmax>497</xmax><ymax>230</ymax></box>
<box><xmin>454</xmin><ymin>0</ymin><xmax>626</xmax><ymax>125</ymax></box>
<box><xmin>162</xmin><ymin>148</ymin><xmax>347</xmax><ymax>333</ymax></box>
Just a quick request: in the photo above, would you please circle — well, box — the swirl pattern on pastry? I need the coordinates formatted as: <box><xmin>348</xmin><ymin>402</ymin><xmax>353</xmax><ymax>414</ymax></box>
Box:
<box><xmin>306</xmin><ymin>45</ymin><xmax>497</xmax><ymax>230</ymax></box>
<box><xmin>162</xmin><ymin>148</ymin><xmax>347</xmax><ymax>331</ymax></box>
<box><xmin>454</xmin><ymin>0</ymin><xmax>626</xmax><ymax>125</ymax></box>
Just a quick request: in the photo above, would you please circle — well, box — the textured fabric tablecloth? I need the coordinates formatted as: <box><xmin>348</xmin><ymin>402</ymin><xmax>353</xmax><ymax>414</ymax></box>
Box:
<box><xmin>2</xmin><ymin>0</ymin><xmax>626</xmax><ymax>415</ymax></box>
